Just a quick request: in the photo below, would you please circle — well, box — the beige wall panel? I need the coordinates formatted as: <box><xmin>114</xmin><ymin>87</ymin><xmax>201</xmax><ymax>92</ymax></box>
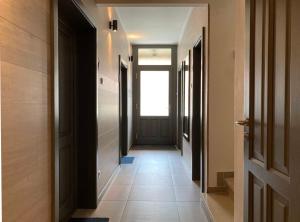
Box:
<box><xmin>1</xmin><ymin>0</ymin><xmax>52</xmax><ymax>221</ymax></box>
<box><xmin>80</xmin><ymin>0</ymin><xmax>132</xmax><ymax>196</ymax></box>
<box><xmin>96</xmin><ymin>6</ymin><xmax>132</xmax><ymax>195</ymax></box>
<box><xmin>0</xmin><ymin>0</ymin><xmax>51</xmax><ymax>42</ymax></box>
<box><xmin>0</xmin><ymin>18</ymin><xmax>49</xmax><ymax>74</ymax></box>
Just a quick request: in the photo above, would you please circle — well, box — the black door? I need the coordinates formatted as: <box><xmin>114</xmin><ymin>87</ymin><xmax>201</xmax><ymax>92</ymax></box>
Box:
<box><xmin>177</xmin><ymin>67</ymin><xmax>183</xmax><ymax>152</ymax></box>
<box><xmin>119</xmin><ymin>58</ymin><xmax>128</xmax><ymax>157</ymax></box>
<box><xmin>58</xmin><ymin>21</ymin><xmax>76</xmax><ymax>222</ymax></box>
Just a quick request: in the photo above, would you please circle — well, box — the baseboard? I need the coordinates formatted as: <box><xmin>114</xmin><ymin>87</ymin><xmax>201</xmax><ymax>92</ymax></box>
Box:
<box><xmin>207</xmin><ymin>186</ymin><xmax>227</xmax><ymax>193</ymax></box>
<box><xmin>97</xmin><ymin>166</ymin><xmax>121</xmax><ymax>203</ymax></box>
<box><xmin>200</xmin><ymin>195</ymin><xmax>214</xmax><ymax>222</ymax></box>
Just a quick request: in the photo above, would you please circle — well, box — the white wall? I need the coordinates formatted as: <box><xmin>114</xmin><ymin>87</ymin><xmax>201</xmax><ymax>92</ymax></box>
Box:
<box><xmin>234</xmin><ymin>0</ymin><xmax>245</xmax><ymax>221</ymax></box>
<box><xmin>179</xmin><ymin>0</ymin><xmax>235</xmax><ymax>187</ymax></box>
<box><xmin>207</xmin><ymin>0</ymin><xmax>235</xmax><ymax>187</ymax></box>
<box><xmin>178</xmin><ymin>6</ymin><xmax>209</xmax><ymax>170</ymax></box>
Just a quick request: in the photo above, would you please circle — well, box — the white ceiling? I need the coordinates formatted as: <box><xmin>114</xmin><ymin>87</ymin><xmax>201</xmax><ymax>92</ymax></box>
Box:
<box><xmin>115</xmin><ymin>7</ymin><xmax>193</xmax><ymax>44</ymax></box>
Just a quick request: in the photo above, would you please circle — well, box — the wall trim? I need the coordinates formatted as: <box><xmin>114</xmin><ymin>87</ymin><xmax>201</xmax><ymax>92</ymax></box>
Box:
<box><xmin>200</xmin><ymin>196</ymin><xmax>214</xmax><ymax>222</ymax></box>
<box><xmin>97</xmin><ymin>166</ymin><xmax>121</xmax><ymax>203</ymax></box>
<box><xmin>207</xmin><ymin>186</ymin><xmax>227</xmax><ymax>193</ymax></box>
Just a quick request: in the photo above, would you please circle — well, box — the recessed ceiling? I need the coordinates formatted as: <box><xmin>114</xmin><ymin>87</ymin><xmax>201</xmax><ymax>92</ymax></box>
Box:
<box><xmin>115</xmin><ymin>7</ymin><xmax>193</xmax><ymax>44</ymax></box>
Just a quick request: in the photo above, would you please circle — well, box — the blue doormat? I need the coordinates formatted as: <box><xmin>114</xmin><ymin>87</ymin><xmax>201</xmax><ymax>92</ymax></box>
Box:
<box><xmin>120</xmin><ymin>156</ymin><xmax>135</xmax><ymax>164</ymax></box>
<box><xmin>69</xmin><ymin>218</ymin><xmax>109</xmax><ymax>222</ymax></box>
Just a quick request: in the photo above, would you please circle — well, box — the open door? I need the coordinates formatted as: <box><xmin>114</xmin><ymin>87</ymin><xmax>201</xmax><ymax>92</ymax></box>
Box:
<box><xmin>242</xmin><ymin>0</ymin><xmax>300</xmax><ymax>221</ymax></box>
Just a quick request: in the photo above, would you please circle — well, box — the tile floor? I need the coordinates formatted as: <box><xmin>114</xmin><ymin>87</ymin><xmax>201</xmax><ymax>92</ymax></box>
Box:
<box><xmin>73</xmin><ymin>148</ymin><xmax>209</xmax><ymax>222</ymax></box>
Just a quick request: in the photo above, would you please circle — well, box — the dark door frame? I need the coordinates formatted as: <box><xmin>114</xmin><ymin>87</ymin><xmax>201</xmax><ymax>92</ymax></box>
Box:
<box><xmin>191</xmin><ymin>28</ymin><xmax>206</xmax><ymax>192</ymax></box>
<box><xmin>119</xmin><ymin>55</ymin><xmax>128</xmax><ymax>160</ymax></box>
<box><xmin>53</xmin><ymin>0</ymin><xmax>98</xmax><ymax>221</ymax></box>
<box><xmin>177</xmin><ymin>63</ymin><xmax>184</xmax><ymax>155</ymax></box>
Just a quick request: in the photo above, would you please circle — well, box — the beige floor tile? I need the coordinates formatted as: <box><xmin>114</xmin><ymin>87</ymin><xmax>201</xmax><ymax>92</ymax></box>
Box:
<box><xmin>119</xmin><ymin>165</ymin><xmax>138</xmax><ymax>176</ymax></box>
<box><xmin>177</xmin><ymin>202</ymin><xmax>208</xmax><ymax>222</ymax></box>
<box><xmin>137</xmin><ymin>166</ymin><xmax>171</xmax><ymax>176</ymax></box>
<box><xmin>174</xmin><ymin>186</ymin><xmax>201</xmax><ymax>202</ymax></box>
<box><xmin>73</xmin><ymin>201</ymin><xmax>126</xmax><ymax>222</ymax></box>
<box><xmin>103</xmin><ymin>185</ymin><xmax>132</xmax><ymax>201</ymax></box>
<box><xmin>129</xmin><ymin>185</ymin><xmax>176</xmax><ymax>201</ymax></box>
<box><xmin>113</xmin><ymin>174</ymin><xmax>135</xmax><ymax>185</ymax></box>
<box><xmin>172</xmin><ymin>175</ymin><xmax>197</xmax><ymax>187</ymax></box>
<box><xmin>134</xmin><ymin>173</ymin><xmax>173</xmax><ymax>186</ymax></box>
<box><xmin>121</xmin><ymin>201</ymin><xmax>180</xmax><ymax>222</ymax></box>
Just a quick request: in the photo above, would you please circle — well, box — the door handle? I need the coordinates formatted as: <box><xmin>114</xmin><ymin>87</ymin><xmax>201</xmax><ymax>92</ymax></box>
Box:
<box><xmin>235</xmin><ymin>118</ymin><xmax>250</xmax><ymax>126</ymax></box>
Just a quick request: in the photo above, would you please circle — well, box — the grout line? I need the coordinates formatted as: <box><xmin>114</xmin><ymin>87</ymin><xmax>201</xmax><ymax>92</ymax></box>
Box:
<box><xmin>119</xmin><ymin>151</ymin><xmax>140</xmax><ymax>222</ymax></box>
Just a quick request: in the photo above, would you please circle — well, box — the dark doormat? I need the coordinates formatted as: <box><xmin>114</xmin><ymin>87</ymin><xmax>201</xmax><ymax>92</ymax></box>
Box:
<box><xmin>120</xmin><ymin>156</ymin><xmax>135</xmax><ymax>164</ymax></box>
<box><xmin>69</xmin><ymin>218</ymin><xmax>109</xmax><ymax>222</ymax></box>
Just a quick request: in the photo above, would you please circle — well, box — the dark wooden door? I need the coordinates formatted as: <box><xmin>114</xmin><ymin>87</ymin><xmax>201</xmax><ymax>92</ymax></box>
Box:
<box><xmin>192</xmin><ymin>35</ymin><xmax>205</xmax><ymax>182</ymax></box>
<box><xmin>243</xmin><ymin>0</ymin><xmax>300</xmax><ymax>221</ymax></box>
<box><xmin>119</xmin><ymin>59</ymin><xmax>128</xmax><ymax>157</ymax></box>
<box><xmin>58</xmin><ymin>21</ymin><xmax>76</xmax><ymax>222</ymax></box>
<box><xmin>132</xmin><ymin>45</ymin><xmax>177</xmax><ymax>146</ymax></box>
<box><xmin>177</xmin><ymin>67</ymin><xmax>183</xmax><ymax>152</ymax></box>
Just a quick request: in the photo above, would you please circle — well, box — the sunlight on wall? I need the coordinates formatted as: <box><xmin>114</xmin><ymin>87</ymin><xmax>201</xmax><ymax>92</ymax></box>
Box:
<box><xmin>127</xmin><ymin>33</ymin><xmax>143</xmax><ymax>40</ymax></box>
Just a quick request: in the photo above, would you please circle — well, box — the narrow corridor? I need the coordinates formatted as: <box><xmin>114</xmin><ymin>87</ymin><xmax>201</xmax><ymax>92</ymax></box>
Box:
<box><xmin>73</xmin><ymin>148</ymin><xmax>209</xmax><ymax>222</ymax></box>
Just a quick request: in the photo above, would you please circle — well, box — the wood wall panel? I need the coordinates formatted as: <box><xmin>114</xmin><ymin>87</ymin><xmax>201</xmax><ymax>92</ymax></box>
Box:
<box><xmin>0</xmin><ymin>18</ymin><xmax>49</xmax><ymax>74</ymax></box>
<box><xmin>0</xmin><ymin>0</ymin><xmax>51</xmax><ymax>42</ymax></box>
<box><xmin>0</xmin><ymin>0</ymin><xmax>52</xmax><ymax>221</ymax></box>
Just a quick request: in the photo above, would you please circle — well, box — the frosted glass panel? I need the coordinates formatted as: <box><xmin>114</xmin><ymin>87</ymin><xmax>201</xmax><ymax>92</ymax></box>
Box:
<box><xmin>140</xmin><ymin>71</ymin><xmax>169</xmax><ymax>116</ymax></box>
<box><xmin>138</xmin><ymin>48</ymin><xmax>172</xmax><ymax>65</ymax></box>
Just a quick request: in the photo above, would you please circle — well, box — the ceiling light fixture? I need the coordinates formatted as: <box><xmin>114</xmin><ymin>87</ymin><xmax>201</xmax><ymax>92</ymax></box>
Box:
<box><xmin>109</xmin><ymin>20</ymin><xmax>118</xmax><ymax>32</ymax></box>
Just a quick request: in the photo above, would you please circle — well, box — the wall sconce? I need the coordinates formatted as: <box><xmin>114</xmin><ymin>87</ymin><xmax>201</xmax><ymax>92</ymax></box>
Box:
<box><xmin>109</xmin><ymin>20</ymin><xmax>118</xmax><ymax>32</ymax></box>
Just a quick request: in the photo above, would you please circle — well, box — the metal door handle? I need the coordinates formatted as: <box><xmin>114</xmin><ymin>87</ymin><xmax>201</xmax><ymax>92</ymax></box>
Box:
<box><xmin>235</xmin><ymin>118</ymin><xmax>250</xmax><ymax>126</ymax></box>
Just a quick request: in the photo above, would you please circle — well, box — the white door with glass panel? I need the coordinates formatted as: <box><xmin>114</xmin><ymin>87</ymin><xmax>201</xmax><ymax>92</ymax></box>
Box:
<box><xmin>134</xmin><ymin>47</ymin><xmax>176</xmax><ymax>145</ymax></box>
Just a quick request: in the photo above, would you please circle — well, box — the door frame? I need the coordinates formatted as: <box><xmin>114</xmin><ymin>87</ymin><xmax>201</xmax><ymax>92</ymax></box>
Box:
<box><xmin>52</xmin><ymin>0</ymin><xmax>97</xmax><ymax>221</ymax></box>
<box><xmin>119</xmin><ymin>55</ymin><xmax>128</xmax><ymax>160</ymax></box>
<box><xmin>191</xmin><ymin>27</ymin><xmax>206</xmax><ymax>191</ymax></box>
<box><xmin>132</xmin><ymin>45</ymin><xmax>178</xmax><ymax>145</ymax></box>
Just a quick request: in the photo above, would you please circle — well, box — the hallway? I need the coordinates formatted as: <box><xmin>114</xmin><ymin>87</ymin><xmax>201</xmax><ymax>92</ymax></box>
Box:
<box><xmin>73</xmin><ymin>148</ymin><xmax>208</xmax><ymax>222</ymax></box>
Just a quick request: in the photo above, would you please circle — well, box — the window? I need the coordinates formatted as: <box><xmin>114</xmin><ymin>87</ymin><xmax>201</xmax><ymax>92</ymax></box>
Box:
<box><xmin>138</xmin><ymin>48</ymin><xmax>172</xmax><ymax>65</ymax></box>
<box><xmin>140</xmin><ymin>71</ymin><xmax>169</xmax><ymax>116</ymax></box>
